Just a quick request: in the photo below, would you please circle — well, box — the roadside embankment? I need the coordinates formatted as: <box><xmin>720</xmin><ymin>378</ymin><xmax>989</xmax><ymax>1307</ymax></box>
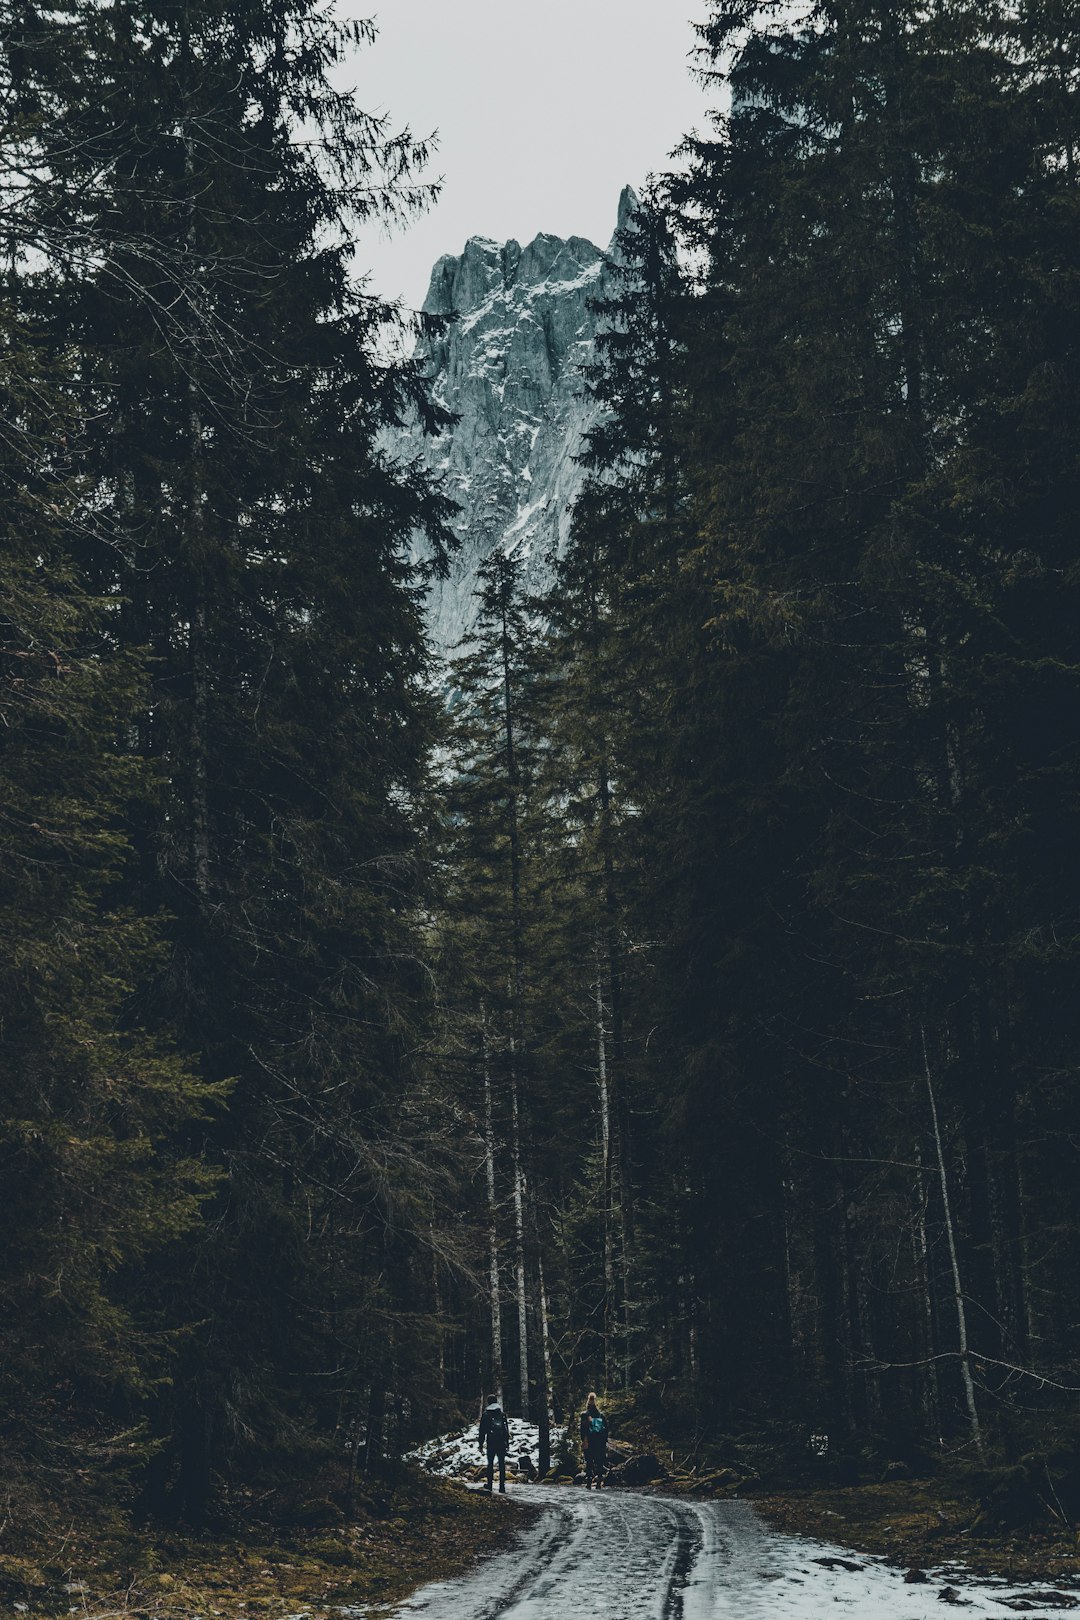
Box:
<box><xmin>757</xmin><ymin>1480</ymin><xmax>1080</xmax><ymax>1585</ymax></box>
<box><xmin>0</xmin><ymin>1470</ymin><xmax>527</xmax><ymax>1620</ymax></box>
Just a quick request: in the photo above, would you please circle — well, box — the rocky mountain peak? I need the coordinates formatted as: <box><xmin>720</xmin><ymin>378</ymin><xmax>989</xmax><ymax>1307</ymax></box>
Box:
<box><xmin>615</xmin><ymin>183</ymin><xmax>640</xmax><ymax>236</ymax></box>
<box><xmin>389</xmin><ymin>193</ymin><xmax>633</xmax><ymax>659</ymax></box>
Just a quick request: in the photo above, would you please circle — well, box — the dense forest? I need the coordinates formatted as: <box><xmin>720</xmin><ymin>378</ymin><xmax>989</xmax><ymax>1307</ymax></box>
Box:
<box><xmin>3</xmin><ymin>0</ymin><xmax>1080</xmax><ymax>1535</ymax></box>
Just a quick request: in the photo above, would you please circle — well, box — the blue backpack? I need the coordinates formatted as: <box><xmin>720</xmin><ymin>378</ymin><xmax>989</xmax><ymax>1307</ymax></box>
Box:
<box><xmin>589</xmin><ymin>1413</ymin><xmax>607</xmax><ymax>1438</ymax></box>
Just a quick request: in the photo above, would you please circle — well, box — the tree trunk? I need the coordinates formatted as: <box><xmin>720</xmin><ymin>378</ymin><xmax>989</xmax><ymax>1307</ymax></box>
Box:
<box><xmin>840</xmin><ymin>1179</ymin><xmax>868</xmax><ymax>1430</ymax></box>
<box><xmin>189</xmin><ymin>554</ymin><xmax>211</xmax><ymax>900</ymax></box>
<box><xmin>780</xmin><ymin>1166</ymin><xmax>804</xmax><ymax>1382</ymax></box>
<box><xmin>1015</xmin><ymin>1151</ymin><xmax>1040</xmax><ymax>1355</ymax></box>
<box><xmin>922</xmin><ymin>1027</ymin><xmax>984</xmax><ymax>1456</ymax></box>
<box><xmin>430</xmin><ymin>1225</ymin><xmax>445</xmax><ymax>1387</ymax></box>
<box><xmin>913</xmin><ymin>1142</ymin><xmax>942</xmax><ymax>1438</ymax></box>
<box><xmin>509</xmin><ymin>1055</ymin><xmax>529</xmax><ymax>1420</ymax></box>
<box><xmin>812</xmin><ymin>1157</ymin><xmax>852</xmax><ymax>1439</ymax></box>
<box><xmin>499</xmin><ymin>589</ymin><xmax>530</xmax><ymax>1420</ymax></box>
<box><xmin>587</xmin><ymin>564</ymin><xmax>632</xmax><ymax>1390</ymax></box>
<box><xmin>537</xmin><ymin>1250</ymin><xmax>554</xmax><ymax>1475</ymax></box>
<box><xmin>981</xmin><ymin>989</ymin><xmax>1030</xmax><ymax>1364</ymax></box>
<box><xmin>363</xmin><ymin>1382</ymin><xmax>386</xmax><ymax>1477</ymax></box>
<box><xmin>182</xmin><ymin>77</ymin><xmax>211</xmax><ymax>905</ymax></box>
<box><xmin>482</xmin><ymin>1011</ymin><xmax>504</xmax><ymax>1405</ymax></box>
<box><xmin>595</xmin><ymin>951</ymin><xmax>615</xmax><ymax>1389</ymax></box>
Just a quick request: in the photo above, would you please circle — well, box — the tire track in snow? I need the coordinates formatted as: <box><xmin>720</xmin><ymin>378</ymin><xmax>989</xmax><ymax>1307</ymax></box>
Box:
<box><xmin>379</xmin><ymin>1484</ymin><xmax>1075</xmax><ymax>1620</ymax></box>
<box><xmin>659</xmin><ymin>1498</ymin><xmax>703</xmax><ymax>1620</ymax></box>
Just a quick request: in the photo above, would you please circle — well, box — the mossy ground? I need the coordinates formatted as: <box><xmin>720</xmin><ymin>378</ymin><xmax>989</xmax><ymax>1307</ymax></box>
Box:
<box><xmin>0</xmin><ymin>1470</ymin><xmax>526</xmax><ymax>1620</ymax></box>
<box><xmin>757</xmin><ymin>1480</ymin><xmax>1080</xmax><ymax>1583</ymax></box>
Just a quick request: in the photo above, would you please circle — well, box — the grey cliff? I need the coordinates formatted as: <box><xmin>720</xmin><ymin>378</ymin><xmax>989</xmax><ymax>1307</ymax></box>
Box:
<box><xmin>388</xmin><ymin>189</ymin><xmax>637</xmax><ymax>658</ymax></box>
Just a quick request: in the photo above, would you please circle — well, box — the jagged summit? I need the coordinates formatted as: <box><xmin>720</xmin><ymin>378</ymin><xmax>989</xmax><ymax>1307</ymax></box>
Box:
<box><xmin>615</xmin><ymin>183</ymin><xmax>640</xmax><ymax>236</ymax></box>
<box><xmin>423</xmin><ymin>231</ymin><xmax>604</xmax><ymax>317</ymax></box>
<box><xmin>389</xmin><ymin>194</ymin><xmax>635</xmax><ymax>657</ymax></box>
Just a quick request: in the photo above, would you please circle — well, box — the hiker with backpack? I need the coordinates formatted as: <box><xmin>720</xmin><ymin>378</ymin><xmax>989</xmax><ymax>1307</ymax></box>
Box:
<box><xmin>478</xmin><ymin>1394</ymin><xmax>511</xmax><ymax>1493</ymax></box>
<box><xmin>579</xmin><ymin>1391</ymin><xmax>608</xmax><ymax>1489</ymax></box>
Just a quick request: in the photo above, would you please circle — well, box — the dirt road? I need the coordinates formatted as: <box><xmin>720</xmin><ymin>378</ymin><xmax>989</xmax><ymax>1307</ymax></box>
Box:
<box><xmin>383</xmin><ymin>1484</ymin><xmax>1069</xmax><ymax>1619</ymax></box>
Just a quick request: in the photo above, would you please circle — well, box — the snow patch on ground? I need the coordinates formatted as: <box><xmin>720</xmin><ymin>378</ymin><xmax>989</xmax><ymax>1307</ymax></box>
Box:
<box><xmin>408</xmin><ymin>1422</ymin><xmax>544</xmax><ymax>1480</ymax></box>
<box><xmin>705</xmin><ymin>1513</ymin><xmax>1080</xmax><ymax>1620</ymax></box>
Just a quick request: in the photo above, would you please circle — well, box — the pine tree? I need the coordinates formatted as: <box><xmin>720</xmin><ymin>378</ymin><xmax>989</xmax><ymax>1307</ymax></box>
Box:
<box><xmin>5</xmin><ymin>0</ymin><xmax>461</xmax><ymax>1514</ymax></box>
<box><xmin>0</xmin><ymin>307</ymin><xmax>217</xmax><ymax>1508</ymax></box>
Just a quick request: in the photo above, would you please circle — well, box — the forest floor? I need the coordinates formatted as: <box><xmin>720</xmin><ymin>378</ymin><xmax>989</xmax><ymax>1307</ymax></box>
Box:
<box><xmin>0</xmin><ymin>1469</ymin><xmax>529</xmax><ymax>1620</ymax></box>
<box><xmin>757</xmin><ymin>1480</ymin><xmax>1080</xmax><ymax>1584</ymax></box>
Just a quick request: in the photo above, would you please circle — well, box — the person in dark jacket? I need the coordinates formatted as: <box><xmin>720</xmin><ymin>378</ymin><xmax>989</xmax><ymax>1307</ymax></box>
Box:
<box><xmin>579</xmin><ymin>1391</ymin><xmax>608</xmax><ymax>1489</ymax></box>
<box><xmin>478</xmin><ymin>1394</ymin><xmax>511</xmax><ymax>1493</ymax></box>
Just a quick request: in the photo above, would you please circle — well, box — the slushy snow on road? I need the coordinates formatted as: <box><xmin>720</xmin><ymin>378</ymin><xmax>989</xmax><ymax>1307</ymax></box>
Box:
<box><xmin>381</xmin><ymin>1482</ymin><xmax>1078</xmax><ymax>1619</ymax></box>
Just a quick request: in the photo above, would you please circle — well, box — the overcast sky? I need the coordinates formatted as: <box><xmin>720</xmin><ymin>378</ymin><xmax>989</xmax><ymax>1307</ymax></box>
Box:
<box><xmin>344</xmin><ymin>0</ymin><xmax>716</xmax><ymax>311</ymax></box>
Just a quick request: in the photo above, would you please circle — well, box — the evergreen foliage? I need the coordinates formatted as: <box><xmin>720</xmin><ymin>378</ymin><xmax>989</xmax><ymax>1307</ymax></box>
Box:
<box><xmin>493</xmin><ymin>0</ymin><xmax>1080</xmax><ymax>1463</ymax></box>
<box><xmin>435</xmin><ymin>0</ymin><xmax>1080</xmax><ymax>1482</ymax></box>
<box><xmin>0</xmin><ymin>315</ymin><xmax>217</xmax><ymax>1504</ymax></box>
<box><xmin>1</xmin><ymin>0</ymin><xmax>458</xmax><ymax>1522</ymax></box>
<box><xmin>5</xmin><ymin>0</ymin><xmax>1080</xmax><ymax>1531</ymax></box>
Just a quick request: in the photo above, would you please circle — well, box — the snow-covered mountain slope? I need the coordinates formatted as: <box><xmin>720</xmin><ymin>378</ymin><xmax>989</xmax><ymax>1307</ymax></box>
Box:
<box><xmin>389</xmin><ymin>189</ymin><xmax>636</xmax><ymax>657</ymax></box>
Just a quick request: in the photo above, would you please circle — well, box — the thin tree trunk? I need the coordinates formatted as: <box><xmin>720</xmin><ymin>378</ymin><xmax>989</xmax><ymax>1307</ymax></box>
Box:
<box><xmin>672</xmin><ymin>1176</ymin><xmax>690</xmax><ymax>1385</ymax></box>
<box><xmin>1015</xmin><ymin>1151</ymin><xmax>1040</xmax><ymax>1354</ymax></box>
<box><xmin>687</xmin><ymin>1264</ymin><xmax>699</xmax><ymax>1393</ymax></box>
<box><xmin>509</xmin><ymin>1054</ymin><xmax>529</xmax><ymax>1420</ymax></box>
<box><xmin>781</xmin><ymin>1169</ymin><xmax>802</xmax><ymax>1377</ymax></box>
<box><xmin>182</xmin><ymin>64</ymin><xmax>211</xmax><ymax>904</ymax></box>
<box><xmin>586</xmin><ymin>560</ymin><xmax>632</xmax><ymax>1390</ymax></box>
<box><xmin>599</xmin><ymin>759</ymin><xmax>633</xmax><ymax>1388</ymax></box>
<box><xmin>499</xmin><ymin>588</ymin><xmax>530</xmax><ymax>1420</ymax></box>
<box><xmin>913</xmin><ymin>1142</ymin><xmax>942</xmax><ymax>1437</ymax></box>
<box><xmin>922</xmin><ymin>1027</ymin><xmax>984</xmax><ymax>1456</ymax></box>
<box><xmin>852</xmin><ymin>1238</ymin><xmax>882</xmax><ymax>1428</ymax></box>
<box><xmin>363</xmin><ymin>1383</ymin><xmax>386</xmax><ymax>1477</ymax></box>
<box><xmin>840</xmin><ymin>1171</ymin><xmax>867</xmax><ymax>1430</ymax></box>
<box><xmin>595</xmin><ymin>951</ymin><xmax>614</xmax><ymax>1389</ymax></box>
<box><xmin>881</xmin><ymin>5</ymin><xmax>925</xmax><ymax>437</ymax></box>
<box><xmin>482</xmin><ymin>1011</ymin><xmax>504</xmax><ymax>1405</ymax></box>
<box><xmin>522</xmin><ymin>1174</ymin><xmax>549</xmax><ymax>1467</ymax></box>
<box><xmin>537</xmin><ymin>1248</ymin><xmax>553</xmax><ymax>1476</ymax></box>
<box><xmin>539</xmin><ymin>1250</ymin><xmax>555</xmax><ymax>1421</ymax></box>
<box><xmin>430</xmin><ymin>1225</ymin><xmax>445</xmax><ymax>1387</ymax></box>
<box><xmin>836</xmin><ymin>1108</ymin><xmax>871</xmax><ymax>1429</ymax></box>
<box><xmin>983</xmin><ymin>991</ymin><xmax>1030</xmax><ymax>1363</ymax></box>
<box><xmin>1056</xmin><ymin>36</ymin><xmax>1077</xmax><ymax>185</ymax></box>
<box><xmin>813</xmin><ymin>1187</ymin><xmax>850</xmax><ymax>1440</ymax></box>
<box><xmin>189</xmin><ymin>556</ymin><xmax>211</xmax><ymax>900</ymax></box>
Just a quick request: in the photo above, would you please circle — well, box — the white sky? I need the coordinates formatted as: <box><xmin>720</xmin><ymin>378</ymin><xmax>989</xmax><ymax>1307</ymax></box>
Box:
<box><xmin>344</xmin><ymin>0</ymin><xmax>717</xmax><ymax>311</ymax></box>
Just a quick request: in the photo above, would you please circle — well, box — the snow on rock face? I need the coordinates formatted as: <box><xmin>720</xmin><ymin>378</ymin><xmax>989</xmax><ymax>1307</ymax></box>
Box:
<box><xmin>388</xmin><ymin>190</ymin><xmax>637</xmax><ymax>658</ymax></box>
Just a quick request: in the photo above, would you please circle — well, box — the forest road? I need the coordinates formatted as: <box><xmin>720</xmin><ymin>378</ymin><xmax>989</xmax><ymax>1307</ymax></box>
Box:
<box><xmin>380</xmin><ymin>1484</ymin><xmax>1034</xmax><ymax>1619</ymax></box>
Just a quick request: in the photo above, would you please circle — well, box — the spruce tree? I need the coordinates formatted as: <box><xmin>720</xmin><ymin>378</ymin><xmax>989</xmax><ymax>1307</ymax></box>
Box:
<box><xmin>6</xmin><ymin>0</ymin><xmax>459</xmax><ymax>1514</ymax></box>
<box><xmin>0</xmin><ymin>308</ymin><xmax>216</xmax><ymax>1508</ymax></box>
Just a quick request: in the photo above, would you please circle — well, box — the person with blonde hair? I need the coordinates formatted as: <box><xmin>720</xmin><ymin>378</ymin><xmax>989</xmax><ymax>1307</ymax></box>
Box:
<box><xmin>579</xmin><ymin>1390</ymin><xmax>608</xmax><ymax>1489</ymax></box>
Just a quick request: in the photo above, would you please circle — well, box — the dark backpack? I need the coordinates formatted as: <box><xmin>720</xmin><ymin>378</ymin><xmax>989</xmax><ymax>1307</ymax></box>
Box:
<box><xmin>487</xmin><ymin>1407</ymin><xmax>508</xmax><ymax>1445</ymax></box>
